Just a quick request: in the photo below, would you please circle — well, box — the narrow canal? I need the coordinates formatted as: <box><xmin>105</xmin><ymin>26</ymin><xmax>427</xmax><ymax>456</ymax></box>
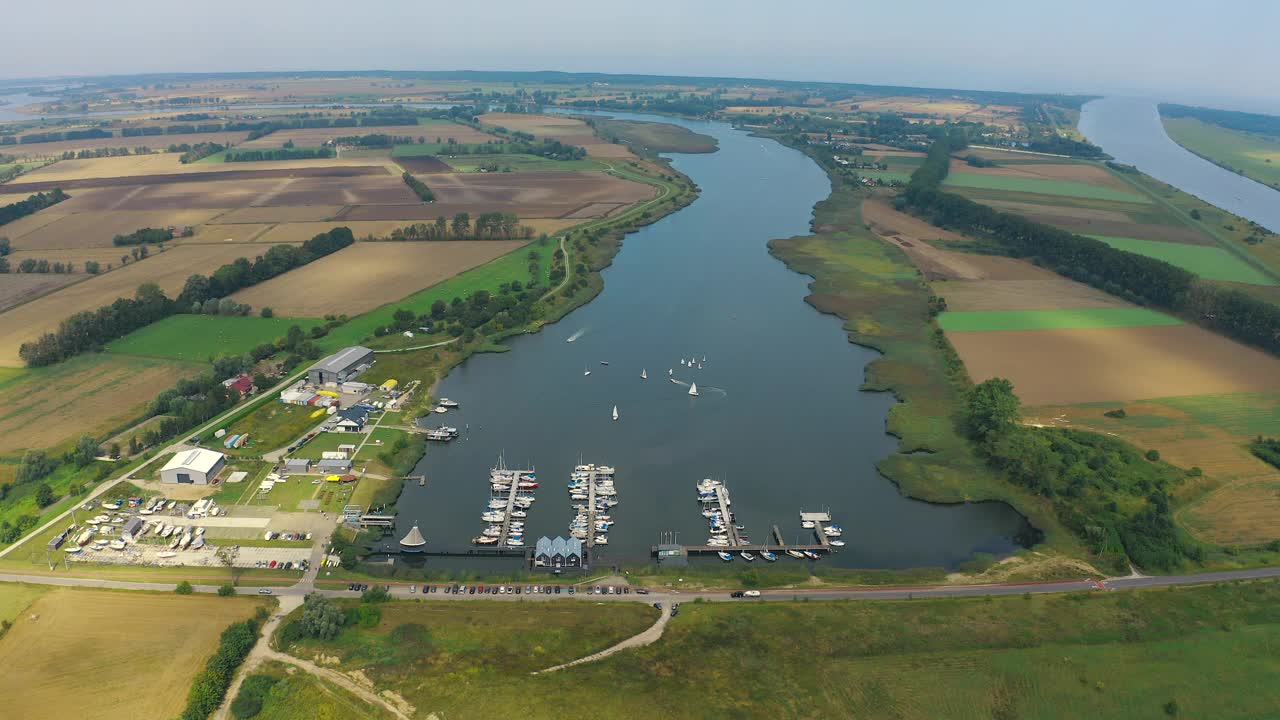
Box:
<box><xmin>395</xmin><ymin>111</ymin><xmax>1031</xmax><ymax>569</ymax></box>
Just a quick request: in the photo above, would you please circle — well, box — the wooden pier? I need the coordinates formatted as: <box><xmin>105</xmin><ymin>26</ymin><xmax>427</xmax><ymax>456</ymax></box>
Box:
<box><xmin>355</xmin><ymin>514</ymin><xmax>396</xmax><ymax>528</ymax></box>
<box><xmin>494</xmin><ymin>468</ymin><xmax>534</xmax><ymax>547</ymax></box>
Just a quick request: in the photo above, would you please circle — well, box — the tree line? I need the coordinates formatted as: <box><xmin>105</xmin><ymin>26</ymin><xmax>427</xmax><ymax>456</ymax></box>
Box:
<box><xmin>179</xmin><ymin>613</ymin><xmax>264</xmax><ymax>720</ymax></box>
<box><xmin>383</xmin><ymin>212</ymin><xmax>533</xmax><ymax>241</ymax></box>
<box><xmin>904</xmin><ymin>136</ymin><xmax>1280</xmax><ymax>356</ymax></box>
<box><xmin>401</xmin><ymin>172</ymin><xmax>435</xmax><ymax>201</ymax></box>
<box><xmin>113</xmin><ymin>227</ymin><xmax>180</xmax><ymax>246</ymax></box>
<box><xmin>0</xmin><ymin>189</ymin><xmax>69</xmax><ymax>227</ymax></box>
<box><xmin>223</xmin><ymin>147</ymin><xmax>334</xmax><ymax>162</ymax></box>
<box><xmin>18</xmin><ymin>227</ymin><xmax>355</xmax><ymax>367</ymax></box>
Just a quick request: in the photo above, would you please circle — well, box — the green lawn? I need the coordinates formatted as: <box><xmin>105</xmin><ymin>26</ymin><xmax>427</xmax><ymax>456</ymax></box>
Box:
<box><xmin>1087</xmin><ymin>234</ymin><xmax>1277</xmax><ymax>285</ymax></box>
<box><xmin>248</xmin><ymin>476</ymin><xmax>319</xmax><ymax>510</ymax></box>
<box><xmin>0</xmin><ymin>584</ymin><xmax>47</xmax><ymax>625</ymax></box>
<box><xmin>291</xmin><ymin>430</ymin><xmax>357</xmax><ymax>461</ymax></box>
<box><xmin>221</xmin><ymin>402</ymin><xmax>324</xmax><ymax>457</ymax></box>
<box><xmin>392</xmin><ymin>142</ymin><xmax>500</xmax><ymax>156</ymax></box>
<box><xmin>243</xmin><ymin>661</ymin><xmax>392</xmax><ymax>720</ymax></box>
<box><xmin>944</xmin><ymin>172</ymin><xmax>1152</xmax><ymax>203</ymax></box>
<box><xmin>1162</xmin><ymin>116</ymin><xmax>1280</xmax><ymax>188</ymax></box>
<box><xmin>855</xmin><ymin>168</ymin><xmax>913</xmax><ymax>183</ymax></box>
<box><xmin>443</xmin><ymin>153</ymin><xmax>602</xmax><ymax>172</ymax></box>
<box><xmin>939</xmin><ymin>307</ymin><xmax>1183</xmax><ymax>332</ymax></box>
<box><xmin>107</xmin><ymin>315</ymin><xmax>323</xmax><ymax>362</ymax></box>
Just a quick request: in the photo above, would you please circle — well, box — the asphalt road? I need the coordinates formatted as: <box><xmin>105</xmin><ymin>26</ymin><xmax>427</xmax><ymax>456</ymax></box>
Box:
<box><xmin>2</xmin><ymin>564</ymin><xmax>1276</xmax><ymax>604</ymax></box>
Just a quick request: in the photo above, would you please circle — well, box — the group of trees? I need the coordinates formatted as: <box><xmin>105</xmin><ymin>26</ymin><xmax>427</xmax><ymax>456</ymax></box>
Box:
<box><xmin>905</xmin><ymin>137</ymin><xmax>1280</xmax><ymax>356</ymax></box>
<box><xmin>3</xmin><ymin>258</ymin><xmax>77</xmax><ymax>274</ymax></box>
<box><xmin>963</xmin><ymin>379</ymin><xmax>1201</xmax><ymax>572</ymax></box>
<box><xmin>376</xmin><ymin>271</ymin><xmax>545</xmax><ymax>339</ymax></box>
<box><xmin>401</xmin><ymin>171</ymin><xmax>435</xmax><ymax>202</ymax></box>
<box><xmin>11</xmin><ymin>128</ymin><xmax>111</xmax><ymax>144</ymax></box>
<box><xmin>385</xmin><ymin>213</ymin><xmax>533</xmax><ymax>242</ymax></box>
<box><xmin>223</xmin><ymin>147</ymin><xmax>334</xmax><ymax>162</ymax></box>
<box><xmin>0</xmin><ymin>189</ymin><xmax>69</xmax><ymax>227</ymax></box>
<box><xmin>112</xmin><ymin>227</ymin><xmax>176</xmax><ymax>246</ymax></box>
<box><xmin>1251</xmin><ymin>437</ymin><xmax>1280</xmax><ymax>470</ymax></box>
<box><xmin>59</xmin><ymin>146</ymin><xmax>151</xmax><ymax>160</ymax></box>
<box><xmin>179</xmin><ymin>614</ymin><xmax>263</xmax><ymax>720</ymax></box>
<box><xmin>176</xmin><ymin>142</ymin><xmax>226</xmax><ymax>163</ymax></box>
<box><xmin>333</xmin><ymin>133</ymin><xmax>414</xmax><ymax>148</ymax></box>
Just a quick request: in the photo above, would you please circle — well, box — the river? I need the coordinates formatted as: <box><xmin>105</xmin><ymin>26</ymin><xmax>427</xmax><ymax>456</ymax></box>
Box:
<box><xmin>1079</xmin><ymin>97</ymin><xmax>1280</xmax><ymax>234</ymax></box>
<box><xmin>388</xmin><ymin>111</ymin><xmax>1030</xmax><ymax>570</ymax></box>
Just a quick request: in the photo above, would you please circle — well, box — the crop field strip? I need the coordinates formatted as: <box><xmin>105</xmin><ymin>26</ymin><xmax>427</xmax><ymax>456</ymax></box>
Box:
<box><xmin>938</xmin><ymin>307</ymin><xmax>1182</xmax><ymax>332</ymax></box>
<box><xmin>942</xmin><ymin>171</ymin><xmax>1153</xmax><ymax>203</ymax></box>
<box><xmin>106</xmin><ymin>314</ymin><xmax>325</xmax><ymax>363</ymax></box>
<box><xmin>0</xmin><ymin>163</ymin><xmax>391</xmax><ymax>192</ymax></box>
<box><xmin>1086</xmin><ymin>234</ymin><xmax>1277</xmax><ymax>285</ymax></box>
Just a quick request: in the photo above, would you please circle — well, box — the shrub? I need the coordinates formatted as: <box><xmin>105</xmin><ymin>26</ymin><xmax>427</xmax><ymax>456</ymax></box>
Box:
<box><xmin>230</xmin><ymin>674</ymin><xmax>278</xmax><ymax>719</ymax></box>
<box><xmin>176</xmin><ymin>580</ymin><xmax>194</xmax><ymax>595</ymax></box>
<box><xmin>180</xmin><ymin>618</ymin><xmax>260</xmax><ymax>720</ymax></box>
<box><xmin>361</xmin><ymin>585</ymin><xmax>391</xmax><ymax>603</ymax></box>
<box><xmin>217</xmin><ymin>583</ymin><xmax>236</xmax><ymax>597</ymax></box>
<box><xmin>1145</xmin><ymin>449</ymin><xmax>1161</xmax><ymax>461</ymax></box>
<box><xmin>1103</xmin><ymin>408</ymin><xmax>1127</xmax><ymax>419</ymax></box>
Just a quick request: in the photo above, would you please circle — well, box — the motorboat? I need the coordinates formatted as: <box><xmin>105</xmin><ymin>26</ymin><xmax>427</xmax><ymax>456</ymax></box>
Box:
<box><xmin>439</xmin><ymin>398</ymin><xmax>460</xmax><ymax>408</ymax></box>
<box><xmin>600</xmin><ymin>361</ymin><xmax>609</xmax><ymax>366</ymax></box>
<box><xmin>593</xmin><ymin>535</ymin><xmax>609</xmax><ymax>545</ymax></box>
<box><xmin>101</xmin><ymin>502</ymin><xmax>121</xmax><ymax>511</ymax></box>
<box><xmin>740</xmin><ymin>551</ymin><xmax>755</xmax><ymax>562</ymax></box>
<box><xmin>717</xmin><ymin>551</ymin><xmax>734</xmax><ymax>562</ymax></box>
<box><xmin>801</xmin><ymin>520</ymin><xmax>816</xmax><ymax>529</ymax></box>
<box><xmin>829</xmin><ymin>540</ymin><xmax>846</xmax><ymax>547</ymax></box>
<box><xmin>433</xmin><ymin>406</ymin><xmax>448</xmax><ymax>414</ymax></box>
<box><xmin>473</xmin><ymin>536</ymin><xmax>498</xmax><ymax>545</ymax></box>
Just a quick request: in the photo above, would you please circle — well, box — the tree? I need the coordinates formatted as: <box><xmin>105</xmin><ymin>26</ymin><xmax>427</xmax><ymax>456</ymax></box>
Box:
<box><xmin>34</xmin><ymin>483</ymin><xmax>55</xmax><ymax>508</ymax></box>
<box><xmin>361</xmin><ymin>585</ymin><xmax>391</xmax><ymax>603</ymax></box>
<box><xmin>1189</xmin><ymin>209</ymin><xmax>1201</xmax><ymax>220</ymax></box>
<box><xmin>16</xmin><ymin>449</ymin><xmax>55</xmax><ymax>484</ymax></box>
<box><xmin>260</xmin><ymin>306</ymin><xmax>274</xmax><ymax>318</ymax></box>
<box><xmin>301</xmin><ymin>592</ymin><xmax>345</xmax><ymax>640</ymax></box>
<box><xmin>217</xmin><ymin>583</ymin><xmax>236</xmax><ymax>597</ymax></box>
<box><xmin>964</xmin><ymin>378</ymin><xmax>1021</xmax><ymax>440</ymax></box>
<box><xmin>175</xmin><ymin>580</ymin><xmax>194</xmax><ymax>594</ymax></box>
<box><xmin>72</xmin><ymin>434</ymin><xmax>100</xmax><ymax>466</ymax></box>
<box><xmin>85</xmin><ymin>260</ymin><xmax>100</xmax><ymax>274</ymax></box>
<box><xmin>0</xmin><ymin>237</ymin><xmax>9</xmax><ymax>256</ymax></box>
<box><xmin>216</xmin><ymin>545</ymin><xmax>241</xmax><ymax>585</ymax></box>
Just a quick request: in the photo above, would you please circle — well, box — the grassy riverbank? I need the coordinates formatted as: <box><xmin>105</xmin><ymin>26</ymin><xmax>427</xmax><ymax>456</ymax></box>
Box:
<box><xmin>257</xmin><ymin>581</ymin><xmax>1280</xmax><ymax>719</ymax></box>
<box><xmin>765</xmin><ymin>165</ymin><xmax>1081</xmax><ymax>563</ymax></box>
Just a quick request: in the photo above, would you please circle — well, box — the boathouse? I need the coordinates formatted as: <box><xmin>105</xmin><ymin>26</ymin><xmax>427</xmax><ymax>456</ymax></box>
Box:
<box><xmin>535</xmin><ymin>536</ymin><xmax>583</xmax><ymax>568</ymax></box>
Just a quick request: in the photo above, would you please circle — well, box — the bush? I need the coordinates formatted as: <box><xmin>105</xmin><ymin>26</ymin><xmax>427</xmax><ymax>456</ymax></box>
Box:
<box><xmin>346</xmin><ymin>603</ymin><xmax>382</xmax><ymax>628</ymax></box>
<box><xmin>217</xmin><ymin>583</ymin><xmax>236</xmax><ymax>597</ymax></box>
<box><xmin>1145</xmin><ymin>449</ymin><xmax>1161</xmax><ymax>461</ymax></box>
<box><xmin>230</xmin><ymin>674</ymin><xmax>278</xmax><ymax>719</ymax></box>
<box><xmin>1103</xmin><ymin>408</ymin><xmax>1127</xmax><ymax>419</ymax></box>
<box><xmin>179</xmin><ymin>619</ymin><xmax>260</xmax><ymax>719</ymax></box>
<box><xmin>361</xmin><ymin>585</ymin><xmax>391</xmax><ymax>603</ymax></box>
<box><xmin>176</xmin><ymin>580</ymin><xmax>194</xmax><ymax>595</ymax></box>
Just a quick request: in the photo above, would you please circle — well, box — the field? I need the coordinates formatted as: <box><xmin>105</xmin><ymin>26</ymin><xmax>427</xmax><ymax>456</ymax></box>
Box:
<box><xmin>0</xmin><ymin>588</ymin><xmax>266</xmax><ymax>720</ymax></box>
<box><xmin>478</xmin><ymin>113</ymin><xmax>633</xmax><ymax>158</ymax></box>
<box><xmin>937</xmin><ymin>307</ymin><xmax>1182</xmax><ymax>332</ymax></box>
<box><xmin>1162</xmin><ymin>116</ymin><xmax>1280</xmax><ymax>188</ymax></box>
<box><xmin>223</xmin><ymin>401</ymin><xmax>326</xmax><ymax>457</ymax></box>
<box><xmin>833</xmin><ymin>95</ymin><xmax>1025</xmax><ymax>127</ymax></box>
<box><xmin>0</xmin><ymin>582</ymin><xmax>46</xmax><ymax>624</ymax></box>
<box><xmin>106</xmin><ymin>314</ymin><xmax>322</xmax><ymax>362</ymax></box>
<box><xmin>0</xmin><ymin>273</ymin><xmax>80</xmax><ymax>311</ymax></box>
<box><xmin>943</xmin><ymin>171</ymin><xmax>1152</xmax><ymax>203</ymax></box>
<box><xmin>270</xmin><ymin>582</ymin><xmax>1280</xmax><ymax>719</ymax></box>
<box><xmin>1087</xmin><ymin>234</ymin><xmax>1277</xmax><ymax>285</ymax></box>
<box><xmin>0</xmin><ymin>353</ymin><xmax>203</xmax><ymax>452</ymax></box>
<box><xmin>0</xmin><ymin>243</ymin><xmax>299</xmax><ymax>365</ymax></box>
<box><xmin>9</xmin><ymin>152</ymin><xmax>388</xmax><ymax>183</ymax></box>
<box><xmin>246</xmin><ymin>661</ymin><xmax>394</xmax><ymax>720</ymax></box>
<box><xmin>441</xmin><ymin>153</ymin><xmax>602</xmax><ymax>173</ymax></box>
<box><xmin>590</xmin><ymin>118</ymin><xmax>719</xmax><ymax>155</ymax></box>
<box><xmin>948</xmin><ymin>324</ymin><xmax>1280</xmax><ymax>405</ymax></box>
<box><xmin>231</xmin><ymin>240</ymin><xmax>526</xmax><ymax>317</ymax></box>
<box><xmin>0</xmin><ymin>131</ymin><xmax>250</xmax><ymax>159</ymax></box>
<box><xmin>426</xmin><ymin>169</ymin><xmax>653</xmax><ymax>208</ymax></box>
<box><xmin>8</xmin><ymin>208</ymin><xmax>225</xmax><ymax>251</ymax></box>
<box><xmin>237</xmin><ymin>123</ymin><xmax>490</xmax><ymax>149</ymax></box>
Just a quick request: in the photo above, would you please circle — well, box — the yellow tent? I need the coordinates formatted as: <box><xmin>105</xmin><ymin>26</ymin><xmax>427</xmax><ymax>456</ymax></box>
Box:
<box><xmin>380</xmin><ymin>379</ymin><xmax>398</xmax><ymax>391</ymax></box>
<box><xmin>326</xmin><ymin>475</ymin><xmax>342</xmax><ymax>483</ymax></box>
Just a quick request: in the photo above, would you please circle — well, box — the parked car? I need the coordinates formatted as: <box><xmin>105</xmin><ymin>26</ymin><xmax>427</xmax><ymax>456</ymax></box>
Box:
<box><xmin>554</xmin><ymin>586</ymin><xmax>561</xmax><ymax>594</ymax></box>
<box><xmin>730</xmin><ymin>591</ymin><xmax>746</xmax><ymax>598</ymax></box>
<box><xmin>567</xmin><ymin>586</ymin><xmax>576</xmax><ymax>595</ymax></box>
<box><xmin>744</xmin><ymin>590</ymin><xmax>761</xmax><ymax>598</ymax></box>
<box><xmin>409</xmin><ymin>585</ymin><xmax>416</xmax><ymax>594</ymax></box>
<box><xmin>635</xmin><ymin>588</ymin><xmax>650</xmax><ymax>595</ymax></box>
<box><xmin>515</xmin><ymin>586</ymin><xmax>521</xmax><ymax>594</ymax></box>
<box><xmin>258</xmin><ymin>588</ymin><xmax>272</xmax><ymax>595</ymax></box>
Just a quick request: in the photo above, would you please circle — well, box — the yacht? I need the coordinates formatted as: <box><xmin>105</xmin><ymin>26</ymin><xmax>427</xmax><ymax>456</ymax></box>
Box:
<box><xmin>641</xmin><ymin>369</ymin><xmax>647</xmax><ymax>379</ymax></box>
<box><xmin>473</xmin><ymin>536</ymin><xmax>498</xmax><ymax>545</ymax></box>
<box><xmin>439</xmin><ymin>398</ymin><xmax>460</xmax><ymax>408</ymax></box>
<box><xmin>740</xmin><ymin>551</ymin><xmax>755</xmax><ymax>562</ymax></box>
<box><xmin>785</xmin><ymin>550</ymin><xmax>806</xmax><ymax>559</ymax></box>
<box><xmin>717</xmin><ymin>551</ymin><xmax>734</xmax><ymax>562</ymax></box>
<box><xmin>803</xmin><ymin>550</ymin><xmax>821</xmax><ymax>561</ymax></box>
<box><xmin>593</xmin><ymin>535</ymin><xmax>609</xmax><ymax>545</ymax></box>
<box><xmin>759</xmin><ymin>549</ymin><xmax>778</xmax><ymax>562</ymax></box>
<box><xmin>829</xmin><ymin>539</ymin><xmax>846</xmax><ymax>547</ymax></box>
<box><xmin>584</xmin><ymin>367</ymin><xmax>591</xmax><ymax>376</ymax></box>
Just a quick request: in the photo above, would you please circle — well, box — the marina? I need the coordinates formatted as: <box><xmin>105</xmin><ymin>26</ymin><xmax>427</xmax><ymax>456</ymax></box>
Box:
<box><xmin>566</xmin><ymin>463</ymin><xmax>617</xmax><ymax>551</ymax></box>
<box><xmin>473</xmin><ymin>460</ymin><xmax>537</xmax><ymax>549</ymax></box>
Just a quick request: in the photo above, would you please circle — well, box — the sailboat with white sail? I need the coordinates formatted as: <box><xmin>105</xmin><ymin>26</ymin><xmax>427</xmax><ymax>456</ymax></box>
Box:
<box><xmin>688</xmin><ymin>382</ymin><xmax>699</xmax><ymax>397</ymax></box>
<box><xmin>641</xmin><ymin>369</ymin><xmax>647</xmax><ymax>379</ymax></box>
<box><xmin>612</xmin><ymin>405</ymin><xmax>619</xmax><ymax>421</ymax></box>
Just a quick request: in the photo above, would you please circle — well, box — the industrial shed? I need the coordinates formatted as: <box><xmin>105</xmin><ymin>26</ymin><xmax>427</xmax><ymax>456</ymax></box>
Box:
<box><xmin>160</xmin><ymin>448</ymin><xmax>226</xmax><ymax>485</ymax></box>
<box><xmin>308</xmin><ymin>346</ymin><xmax>374</xmax><ymax>386</ymax></box>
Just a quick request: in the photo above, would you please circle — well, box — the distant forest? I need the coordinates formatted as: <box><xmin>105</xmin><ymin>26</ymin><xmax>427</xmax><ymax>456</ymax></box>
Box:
<box><xmin>1161</xmin><ymin>104</ymin><xmax>1280</xmax><ymax>137</ymax></box>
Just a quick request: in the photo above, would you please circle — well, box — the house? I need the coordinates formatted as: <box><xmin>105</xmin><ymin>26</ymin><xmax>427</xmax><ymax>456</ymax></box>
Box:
<box><xmin>308</xmin><ymin>346</ymin><xmax>374</xmax><ymax>387</ymax></box>
<box><xmin>284</xmin><ymin>458</ymin><xmax>312</xmax><ymax>474</ymax></box>
<box><xmin>332</xmin><ymin>406</ymin><xmax>370</xmax><ymax>433</ymax></box>
<box><xmin>534</xmin><ymin>536</ymin><xmax>583</xmax><ymax>569</ymax></box>
<box><xmin>317</xmin><ymin>458</ymin><xmax>352</xmax><ymax>473</ymax></box>
<box><xmin>122</xmin><ymin>516</ymin><xmax>146</xmax><ymax>542</ymax></box>
<box><xmin>160</xmin><ymin>448</ymin><xmax>226</xmax><ymax>485</ymax></box>
<box><xmin>222</xmin><ymin>374</ymin><xmax>254</xmax><ymax>396</ymax></box>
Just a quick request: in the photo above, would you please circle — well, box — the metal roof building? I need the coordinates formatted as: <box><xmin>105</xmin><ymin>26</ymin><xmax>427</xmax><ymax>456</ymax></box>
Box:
<box><xmin>308</xmin><ymin>346</ymin><xmax>374</xmax><ymax>387</ymax></box>
<box><xmin>534</xmin><ymin>536</ymin><xmax>583</xmax><ymax>568</ymax></box>
<box><xmin>160</xmin><ymin>448</ymin><xmax>226</xmax><ymax>485</ymax></box>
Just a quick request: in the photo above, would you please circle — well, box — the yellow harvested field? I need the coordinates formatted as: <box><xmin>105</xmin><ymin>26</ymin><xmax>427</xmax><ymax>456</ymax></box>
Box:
<box><xmin>211</xmin><ymin>205</ymin><xmax>345</xmax><ymax>224</ymax></box>
<box><xmin>184</xmin><ymin>223</ymin><xmax>275</xmax><ymax>244</ymax></box>
<box><xmin>947</xmin><ymin>159</ymin><xmax>1132</xmax><ymax>190</ymax></box>
<box><xmin>0</xmin><ymin>242</ymin><xmax>294</xmax><ymax>364</ymax></box>
<box><xmin>0</xmin><ymin>588</ymin><xmax>265</xmax><ymax>720</ymax></box>
<box><xmin>935</xmin><ymin>278</ymin><xmax>1128</xmax><ymax>312</ymax></box>
<box><xmin>863</xmin><ymin>198</ymin><xmax>1040</xmax><ymax>281</ymax></box>
<box><xmin>252</xmin><ymin>220</ymin><xmax>411</xmax><ymax>243</ymax></box>
<box><xmin>0</xmin><ymin>354</ymin><xmax>202</xmax><ymax>451</ymax></box>
<box><xmin>0</xmin><ymin>132</ymin><xmax>249</xmax><ymax>159</ymax></box>
<box><xmin>479</xmin><ymin>113</ymin><xmax>632</xmax><ymax>158</ymax></box>
<box><xmin>16</xmin><ymin>153</ymin><xmax>387</xmax><ymax>182</ymax></box>
<box><xmin>834</xmin><ymin>96</ymin><xmax>1023</xmax><ymax>126</ymax></box>
<box><xmin>0</xmin><ymin>209</ymin><xmax>71</xmax><ymax>240</ymax></box>
<box><xmin>0</xmin><ymin>273</ymin><xmax>80</xmax><ymax>311</ymax></box>
<box><xmin>231</xmin><ymin>240</ymin><xmax>526</xmax><ymax>316</ymax></box>
<box><xmin>949</xmin><ymin>325</ymin><xmax>1280</xmax><ymax>406</ymax></box>
<box><xmin>7</xmin><ymin>248</ymin><xmax>140</xmax><ymax>273</ymax></box>
<box><xmin>10</xmin><ymin>208</ymin><xmax>224</xmax><ymax>250</ymax></box>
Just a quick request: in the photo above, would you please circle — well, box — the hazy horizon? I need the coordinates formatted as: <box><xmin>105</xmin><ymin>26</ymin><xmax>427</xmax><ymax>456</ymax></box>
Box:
<box><xmin>3</xmin><ymin>0</ymin><xmax>1278</xmax><ymax>115</ymax></box>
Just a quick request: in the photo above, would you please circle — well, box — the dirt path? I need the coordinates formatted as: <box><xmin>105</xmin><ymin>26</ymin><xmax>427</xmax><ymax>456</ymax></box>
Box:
<box><xmin>532</xmin><ymin>601</ymin><xmax>671</xmax><ymax>675</ymax></box>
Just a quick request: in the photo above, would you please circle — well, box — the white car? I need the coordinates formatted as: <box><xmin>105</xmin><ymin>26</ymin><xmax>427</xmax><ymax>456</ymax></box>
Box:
<box><xmin>743</xmin><ymin>590</ymin><xmax>761</xmax><ymax>598</ymax></box>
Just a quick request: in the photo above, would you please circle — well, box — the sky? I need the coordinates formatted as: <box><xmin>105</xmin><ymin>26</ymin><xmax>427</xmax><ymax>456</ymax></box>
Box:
<box><xmin>3</xmin><ymin>0</ymin><xmax>1279</xmax><ymax>114</ymax></box>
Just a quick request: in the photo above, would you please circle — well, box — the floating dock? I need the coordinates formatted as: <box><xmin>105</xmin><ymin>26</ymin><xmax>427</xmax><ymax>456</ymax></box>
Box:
<box><xmin>567</xmin><ymin>463</ymin><xmax>616</xmax><ymax>551</ymax></box>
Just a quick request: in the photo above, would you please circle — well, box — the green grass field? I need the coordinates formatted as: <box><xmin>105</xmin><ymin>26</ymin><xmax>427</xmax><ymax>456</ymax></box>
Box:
<box><xmin>939</xmin><ymin>307</ymin><xmax>1183</xmax><ymax>332</ymax></box>
<box><xmin>221</xmin><ymin>401</ymin><xmax>324</xmax><ymax>456</ymax></box>
<box><xmin>443</xmin><ymin>153</ymin><xmax>602</xmax><ymax>172</ymax></box>
<box><xmin>107</xmin><ymin>315</ymin><xmax>323</xmax><ymax>363</ymax></box>
<box><xmin>391</xmin><ymin>142</ymin><xmax>498</xmax><ymax>156</ymax></box>
<box><xmin>944</xmin><ymin>172</ymin><xmax>1152</xmax><ymax>203</ymax></box>
<box><xmin>1154</xmin><ymin>392</ymin><xmax>1280</xmax><ymax>437</ymax></box>
<box><xmin>855</xmin><ymin>168</ymin><xmax>914</xmax><ymax>183</ymax></box>
<box><xmin>1087</xmin><ymin>234</ymin><xmax>1277</xmax><ymax>285</ymax></box>
<box><xmin>1162</xmin><ymin>116</ymin><xmax>1280</xmax><ymax>188</ymax></box>
<box><xmin>0</xmin><ymin>583</ymin><xmax>46</xmax><ymax>625</ymax></box>
<box><xmin>291</xmin><ymin>430</ymin><xmax>357</xmax><ymax>461</ymax></box>
<box><xmin>269</xmin><ymin>582</ymin><xmax>1280</xmax><ymax>719</ymax></box>
<box><xmin>244</xmin><ymin>661</ymin><xmax>392</xmax><ymax>720</ymax></box>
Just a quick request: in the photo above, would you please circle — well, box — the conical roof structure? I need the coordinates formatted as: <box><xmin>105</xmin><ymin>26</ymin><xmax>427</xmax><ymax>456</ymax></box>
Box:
<box><xmin>399</xmin><ymin>523</ymin><xmax>427</xmax><ymax>550</ymax></box>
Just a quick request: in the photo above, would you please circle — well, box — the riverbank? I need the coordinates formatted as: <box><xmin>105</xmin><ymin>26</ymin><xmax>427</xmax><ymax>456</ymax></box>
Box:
<box><xmin>762</xmin><ymin>138</ymin><xmax>1084</xmax><ymax>568</ymax></box>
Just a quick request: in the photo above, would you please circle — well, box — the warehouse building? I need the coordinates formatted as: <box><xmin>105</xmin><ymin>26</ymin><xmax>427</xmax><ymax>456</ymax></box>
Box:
<box><xmin>308</xmin><ymin>346</ymin><xmax>374</xmax><ymax>387</ymax></box>
<box><xmin>160</xmin><ymin>448</ymin><xmax>226</xmax><ymax>485</ymax></box>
